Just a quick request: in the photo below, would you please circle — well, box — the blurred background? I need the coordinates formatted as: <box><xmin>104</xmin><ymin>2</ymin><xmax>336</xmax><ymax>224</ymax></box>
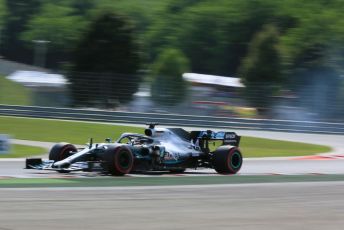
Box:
<box><xmin>0</xmin><ymin>0</ymin><xmax>344</xmax><ymax>121</ymax></box>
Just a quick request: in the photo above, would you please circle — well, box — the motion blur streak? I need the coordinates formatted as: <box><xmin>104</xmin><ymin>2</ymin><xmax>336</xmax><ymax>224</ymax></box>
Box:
<box><xmin>0</xmin><ymin>182</ymin><xmax>343</xmax><ymax>230</ymax></box>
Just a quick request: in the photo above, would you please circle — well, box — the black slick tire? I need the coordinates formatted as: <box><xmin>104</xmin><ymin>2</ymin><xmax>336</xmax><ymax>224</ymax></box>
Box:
<box><xmin>103</xmin><ymin>146</ymin><xmax>134</xmax><ymax>176</ymax></box>
<box><xmin>212</xmin><ymin>146</ymin><xmax>243</xmax><ymax>174</ymax></box>
<box><xmin>49</xmin><ymin>143</ymin><xmax>77</xmax><ymax>162</ymax></box>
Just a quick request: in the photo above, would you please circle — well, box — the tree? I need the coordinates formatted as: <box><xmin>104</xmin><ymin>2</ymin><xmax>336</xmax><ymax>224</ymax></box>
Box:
<box><xmin>239</xmin><ymin>25</ymin><xmax>283</xmax><ymax>114</ymax></box>
<box><xmin>151</xmin><ymin>48</ymin><xmax>189</xmax><ymax>106</ymax></box>
<box><xmin>19</xmin><ymin>1</ymin><xmax>96</xmax><ymax>68</ymax></box>
<box><xmin>69</xmin><ymin>0</ymin><xmax>95</xmax><ymax>16</ymax></box>
<box><xmin>69</xmin><ymin>12</ymin><xmax>140</xmax><ymax>107</ymax></box>
<box><xmin>2</xmin><ymin>0</ymin><xmax>42</xmax><ymax>63</ymax></box>
<box><xmin>0</xmin><ymin>0</ymin><xmax>6</xmax><ymax>54</ymax></box>
<box><xmin>146</xmin><ymin>0</ymin><xmax>282</xmax><ymax>76</ymax></box>
<box><xmin>21</xmin><ymin>4</ymin><xmax>87</xmax><ymax>50</ymax></box>
<box><xmin>0</xmin><ymin>0</ymin><xmax>6</xmax><ymax>26</ymax></box>
<box><xmin>277</xmin><ymin>2</ymin><xmax>344</xmax><ymax>119</ymax></box>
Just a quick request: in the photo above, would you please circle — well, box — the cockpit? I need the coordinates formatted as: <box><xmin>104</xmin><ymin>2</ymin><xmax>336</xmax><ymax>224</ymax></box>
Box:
<box><xmin>116</xmin><ymin>133</ymin><xmax>154</xmax><ymax>146</ymax></box>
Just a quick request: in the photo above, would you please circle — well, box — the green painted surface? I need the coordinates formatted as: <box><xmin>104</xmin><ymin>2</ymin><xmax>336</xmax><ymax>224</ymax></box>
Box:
<box><xmin>0</xmin><ymin>178</ymin><xmax>75</xmax><ymax>185</ymax></box>
<box><xmin>0</xmin><ymin>175</ymin><xmax>344</xmax><ymax>188</ymax></box>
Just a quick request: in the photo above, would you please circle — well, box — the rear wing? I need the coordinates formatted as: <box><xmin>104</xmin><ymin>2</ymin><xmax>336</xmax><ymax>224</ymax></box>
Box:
<box><xmin>222</xmin><ymin>132</ymin><xmax>241</xmax><ymax>147</ymax></box>
<box><xmin>194</xmin><ymin>131</ymin><xmax>241</xmax><ymax>147</ymax></box>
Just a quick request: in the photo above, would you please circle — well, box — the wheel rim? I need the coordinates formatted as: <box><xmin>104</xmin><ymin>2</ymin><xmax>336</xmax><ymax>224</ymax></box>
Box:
<box><xmin>230</xmin><ymin>151</ymin><xmax>242</xmax><ymax>169</ymax></box>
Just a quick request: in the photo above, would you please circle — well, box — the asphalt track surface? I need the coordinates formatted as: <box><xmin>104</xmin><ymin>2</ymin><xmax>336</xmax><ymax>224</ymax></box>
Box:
<box><xmin>0</xmin><ymin>182</ymin><xmax>344</xmax><ymax>230</ymax></box>
<box><xmin>1</xmin><ymin>130</ymin><xmax>344</xmax><ymax>230</ymax></box>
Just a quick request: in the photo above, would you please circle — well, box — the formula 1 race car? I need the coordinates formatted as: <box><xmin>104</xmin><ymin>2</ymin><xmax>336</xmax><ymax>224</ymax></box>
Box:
<box><xmin>26</xmin><ymin>124</ymin><xmax>243</xmax><ymax>175</ymax></box>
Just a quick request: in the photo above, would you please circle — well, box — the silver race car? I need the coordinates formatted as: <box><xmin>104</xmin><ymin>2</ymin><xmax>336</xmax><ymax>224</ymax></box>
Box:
<box><xmin>26</xmin><ymin>124</ymin><xmax>243</xmax><ymax>175</ymax></box>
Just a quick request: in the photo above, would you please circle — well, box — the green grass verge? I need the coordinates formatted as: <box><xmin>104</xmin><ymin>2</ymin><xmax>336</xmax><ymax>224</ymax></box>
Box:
<box><xmin>0</xmin><ymin>76</ymin><xmax>33</xmax><ymax>105</ymax></box>
<box><xmin>241</xmin><ymin>136</ymin><xmax>331</xmax><ymax>157</ymax></box>
<box><xmin>0</xmin><ymin>144</ymin><xmax>46</xmax><ymax>158</ymax></box>
<box><xmin>0</xmin><ymin>175</ymin><xmax>344</xmax><ymax>188</ymax></box>
<box><xmin>0</xmin><ymin>116</ymin><xmax>332</xmax><ymax>158</ymax></box>
<box><xmin>0</xmin><ymin>116</ymin><xmax>142</xmax><ymax>144</ymax></box>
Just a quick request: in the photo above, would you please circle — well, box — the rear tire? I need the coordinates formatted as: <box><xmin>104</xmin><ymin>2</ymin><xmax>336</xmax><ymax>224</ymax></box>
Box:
<box><xmin>103</xmin><ymin>146</ymin><xmax>134</xmax><ymax>176</ymax></box>
<box><xmin>49</xmin><ymin>143</ymin><xmax>77</xmax><ymax>162</ymax></box>
<box><xmin>212</xmin><ymin>146</ymin><xmax>242</xmax><ymax>174</ymax></box>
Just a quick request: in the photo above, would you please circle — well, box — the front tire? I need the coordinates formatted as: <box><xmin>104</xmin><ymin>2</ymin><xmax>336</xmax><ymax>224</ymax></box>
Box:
<box><xmin>49</xmin><ymin>143</ymin><xmax>77</xmax><ymax>162</ymax></box>
<box><xmin>103</xmin><ymin>146</ymin><xmax>134</xmax><ymax>176</ymax></box>
<box><xmin>212</xmin><ymin>146</ymin><xmax>243</xmax><ymax>174</ymax></box>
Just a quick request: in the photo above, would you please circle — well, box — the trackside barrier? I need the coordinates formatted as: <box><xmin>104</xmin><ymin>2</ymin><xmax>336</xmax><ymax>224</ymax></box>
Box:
<box><xmin>0</xmin><ymin>104</ymin><xmax>344</xmax><ymax>134</ymax></box>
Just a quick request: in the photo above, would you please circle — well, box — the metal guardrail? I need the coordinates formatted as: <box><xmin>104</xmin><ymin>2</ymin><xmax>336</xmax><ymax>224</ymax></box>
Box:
<box><xmin>0</xmin><ymin>104</ymin><xmax>344</xmax><ymax>134</ymax></box>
